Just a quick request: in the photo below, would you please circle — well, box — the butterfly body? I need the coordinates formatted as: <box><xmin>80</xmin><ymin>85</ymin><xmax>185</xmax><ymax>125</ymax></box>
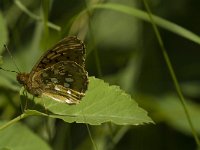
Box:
<box><xmin>17</xmin><ymin>36</ymin><xmax>88</xmax><ymax>104</ymax></box>
<box><xmin>17</xmin><ymin>72</ymin><xmax>44</xmax><ymax>96</ymax></box>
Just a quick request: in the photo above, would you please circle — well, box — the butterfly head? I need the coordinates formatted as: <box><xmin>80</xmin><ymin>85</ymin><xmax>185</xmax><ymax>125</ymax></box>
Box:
<box><xmin>17</xmin><ymin>73</ymin><xmax>29</xmax><ymax>85</ymax></box>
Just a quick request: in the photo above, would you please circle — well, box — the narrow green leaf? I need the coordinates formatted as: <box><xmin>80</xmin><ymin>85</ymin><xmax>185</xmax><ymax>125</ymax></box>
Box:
<box><xmin>90</xmin><ymin>3</ymin><xmax>200</xmax><ymax>45</ymax></box>
<box><xmin>0</xmin><ymin>122</ymin><xmax>51</xmax><ymax>150</ymax></box>
<box><xmin>14</xmin><ymin>0</ymin><xmax>60</xmax><ymax>31</ymax></box>
<box><xmin>155</xmin><ymin>96</ymin><xmax>200</xmax><ymax>135</ymax></box>
<box><xmin>22</xmin><ymin>77</ymin><xmax>153</xmax><ymax>125</ymax></box>
<box><xmin>0</xmin><ymin>56</ymin><xmax>3</xmax><ymax>65</ymax></box>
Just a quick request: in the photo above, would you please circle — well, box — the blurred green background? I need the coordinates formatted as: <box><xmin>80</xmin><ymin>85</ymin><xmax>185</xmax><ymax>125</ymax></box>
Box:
<box><xmin>0</xmin><ymin>0</ymin><xmax>200</xmax><ymax>149</ymax></box>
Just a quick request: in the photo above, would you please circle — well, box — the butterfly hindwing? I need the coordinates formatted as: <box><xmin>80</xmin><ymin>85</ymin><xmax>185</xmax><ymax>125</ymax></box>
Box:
<box><xmin>38</xmin><ymin>61</ymin><xmax>88</xmax><ymax>103</ymax></box>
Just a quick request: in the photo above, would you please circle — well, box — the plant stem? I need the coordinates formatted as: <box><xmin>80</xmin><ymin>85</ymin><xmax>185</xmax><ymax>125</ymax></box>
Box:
<box><xmin>0</xmin><ymin>113</ymin><xmax>27</xmax><ymax>131</ymax></box>
<box><xmin>142</xmin><ymin>0</ymin><xmax>200</xmax><ymax>147</ymax></box>
<box><xmin>14</xmin><ymin>0</ymin><xmax>61</xmax><ymax>31</ymax></box>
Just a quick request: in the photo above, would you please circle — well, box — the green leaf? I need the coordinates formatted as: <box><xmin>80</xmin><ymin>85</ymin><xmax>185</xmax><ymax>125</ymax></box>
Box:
<box><xmin>22</xmin><ymin>77</ymin><xmax>153</xmax><ymax>125</ymax></box>
<box><xmin>0</xmin><ymin>11</ymin><xmax>8</xmax><ymax>54</ymax></box>
<box><xmin>138</xmin><ymin>94</ymin><xmax>200</xmax><ymax>135</ymax></box>
<box><xmin>0</xmin><ymin>122</ymin><xmax>51</xmax><ymax>150</ymax></box>
<box><xmin>155</xmin><ymin>95</ymin><xmax>200</xmax><ymax>135</ymax></box>
<box><xmin>0</xmin><ymin>56</ymin><xmax>3</xmax><ymax>65</ymax></box>
<box><xmin>0</xmin><ymin>75</ymin><xmax>19</xmax><ymax>91</ymax></box>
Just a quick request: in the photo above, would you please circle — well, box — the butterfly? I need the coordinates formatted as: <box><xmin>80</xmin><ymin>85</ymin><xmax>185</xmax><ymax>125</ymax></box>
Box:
<box><xmin>16</xmin><ymin>36</ymin><xmax>88</xmax><ymax>104</ymax></box>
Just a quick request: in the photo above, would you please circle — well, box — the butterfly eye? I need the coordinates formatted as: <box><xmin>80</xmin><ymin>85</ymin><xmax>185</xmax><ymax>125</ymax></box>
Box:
<box><xmin>17</xmin><ymin>73</ymin><xmax>29</xmax><ymax>85</ymax></box>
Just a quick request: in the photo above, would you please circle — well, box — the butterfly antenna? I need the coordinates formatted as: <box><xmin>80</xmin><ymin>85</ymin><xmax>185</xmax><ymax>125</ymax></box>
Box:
<box><xmin>0</xmin><ymin>67</ymin><xmax>18</xmax><ymax>74</ymax></box>
<box><xmin>4</xmin><ymin>44</ymin><xmax>21</xmax><ymax>73</ymax></box>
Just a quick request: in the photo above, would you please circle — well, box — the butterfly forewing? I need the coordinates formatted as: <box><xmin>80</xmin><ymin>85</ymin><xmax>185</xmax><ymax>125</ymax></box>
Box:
<box><xmin>30</xmin><ymin>36</ymin><xmax>86</xmax><ymax>75</ymax></box>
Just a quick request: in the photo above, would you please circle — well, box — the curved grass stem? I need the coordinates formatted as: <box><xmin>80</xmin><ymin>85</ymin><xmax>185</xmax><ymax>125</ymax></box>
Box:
<box><xmin>142</xmin><ymin>0</ymin><xmax>200</xmax><ymax>147</ymax></box>
<box><xmin>14</xmin><ymin>0</ymin><xmax>61</xmax><ymax>31</ymax></box>
<box><xmin>0</xmin><ymin>113</ymin><xmax>27</xmax><ymax>131</ymax></box>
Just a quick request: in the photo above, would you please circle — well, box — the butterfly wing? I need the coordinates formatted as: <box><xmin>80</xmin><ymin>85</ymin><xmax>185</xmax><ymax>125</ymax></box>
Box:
<box><xmin>37</xmin><ymin>61</ymin><xmax>88</xmax><ymax>104</ymax></box>
<box><xmin>30</xmin><ymin>36</ymin><xmax>86</xmax><ymax>76</ymax></box>
<box><xmin>26</xmin><ymin>36</ymin><xmax>88</xmax><ymax>104</ymax></box>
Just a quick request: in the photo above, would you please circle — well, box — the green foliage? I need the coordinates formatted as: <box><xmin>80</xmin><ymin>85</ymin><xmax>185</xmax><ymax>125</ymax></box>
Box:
<box><xmin>157</xmin><ymin>96</ymin><xmax>200</xmax><ymax>135</ymax></box>
<box><xmin>0</xmin><ymin>0</ymin><xmax>200</xmax><ymax>149</ymax></box>
<box><xmin>91</xmin><ymin>3</ymin><xmax>200</xmax><ymax>45</ymax></box>
<box><xmin>139</xmin><ymin>94</ymin><xmax>200</xmax><ymax>135</ymax></box>
<box><xmin>0</xmin><ymin>122</ymin><xmax>51</xmax><ymax>150</ymax></box>
<box><xmin>0</xmin><ymin>11</ymin><xmax>8</xmax><ymax>54</ymax></box>
<box><xmin>21</xmin><ymin>77</ymin><xmax>153</xmax><ymax>125</ymax></box>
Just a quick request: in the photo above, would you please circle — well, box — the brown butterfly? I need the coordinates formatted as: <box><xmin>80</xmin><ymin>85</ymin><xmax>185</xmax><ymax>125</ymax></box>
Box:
<box><xmin>17</xmin><ymin>36</ymin><xmax>88</xmax><ymax>104</ymax></box>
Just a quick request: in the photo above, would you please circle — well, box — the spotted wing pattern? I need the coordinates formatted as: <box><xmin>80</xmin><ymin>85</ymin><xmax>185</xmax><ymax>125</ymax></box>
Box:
<box><xmin>17</xmin><ymin>36</ymin><xmax>88</xmax><ymax>104</ymax></box>
<box><xmin>38</xmin><ymin>61</ymin><xmax>88</xmax><ymax>104</ymax></box>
